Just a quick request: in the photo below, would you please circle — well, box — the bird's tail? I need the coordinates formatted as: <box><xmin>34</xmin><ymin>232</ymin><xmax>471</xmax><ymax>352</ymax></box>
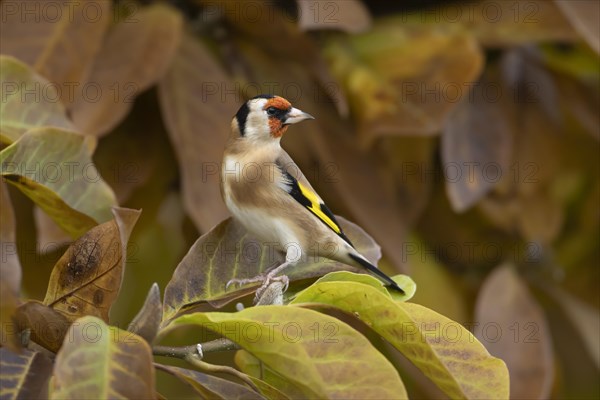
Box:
<box><xmin>347</xmin><ymin>253</ymin><xmax>405</xmax><ymax>294</ymax></box>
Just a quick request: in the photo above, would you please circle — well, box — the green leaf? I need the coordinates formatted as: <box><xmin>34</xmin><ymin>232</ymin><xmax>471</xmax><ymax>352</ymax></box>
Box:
<box><xmin>291</xmin><ymin>281</ymin><xmax>509</xmax><ymax>399</ymax></box>
<box><xmin>235</xmin><ymin>350</ymin><xmax>300</xmax><ymax>399</ymax></box>
<box><xmin>155</xmin><ymin>363</ymin><xmax>265</xmax><ymax>399</ymax></box>
<box><xmin>0</xmin><ymin>348</ymin><xmax>53</xmax><ymax>399</ymax></box>
<box><xmin>161</xmin><ymin>306</ymin><xmax>407</xmax><ymax>399</ymax></box>
<box><xmin>0</xmin><ymin>127</ymin><xmax>117</xmax><ymax>238</ymax></box>
<box><xmin>51</xmin><ymin>316</ymin><xmax>156</xmax><ymax>399</ymax></box>
<box><xmin>0</xmin><ymin>56</ymin><xmax>75</xmax><ymax>144</ymax></box>
<box><xmin>311</xmin><ymin>271</ymin><xmax>416</xmax><ymax>302</ymax></box>
<box><xmin>162</xmin><ymin>216</ymin><xmax>381</xmax><ymax>321</ymax></box>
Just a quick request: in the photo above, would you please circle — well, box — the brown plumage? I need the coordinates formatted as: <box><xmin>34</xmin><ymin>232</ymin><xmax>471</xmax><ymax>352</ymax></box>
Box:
<box><xmin>221</xmin><ymin>94</ymin><xmax>404</xmax><ymax>296</ymax></box>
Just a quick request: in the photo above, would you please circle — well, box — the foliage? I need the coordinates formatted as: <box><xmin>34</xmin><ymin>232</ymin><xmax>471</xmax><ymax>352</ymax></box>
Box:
<box><xmin>1</xmin><ymin>1</ymin><xmax>598</xmax><ymax>399</ymax></box>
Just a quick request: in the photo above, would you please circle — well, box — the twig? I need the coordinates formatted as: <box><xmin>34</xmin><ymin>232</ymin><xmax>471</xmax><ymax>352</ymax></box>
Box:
<box><xmin>152</xmin><ymin>338</ymin><xmax>239</xmax><ymax>359</ymax></box>
<box><xmin>183</xmin><ymin>354</ymin><xmax>260</xmax><ymax>393</ymax></box>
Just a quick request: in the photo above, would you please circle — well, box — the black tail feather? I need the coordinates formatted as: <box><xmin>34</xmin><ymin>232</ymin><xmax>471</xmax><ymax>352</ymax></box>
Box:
<box><xmin>348</xmin><ymin>253</ymin><xmax>405</xmax><ymax>294</ymax></box>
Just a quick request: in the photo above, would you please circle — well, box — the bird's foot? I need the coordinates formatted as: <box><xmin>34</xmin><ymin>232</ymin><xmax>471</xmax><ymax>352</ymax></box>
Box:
<box><xmin>225</xmin><ymin>271</ymin><xmax>289</xmax><ymax>304</ymax></box>
<box><xmin>225</xmin><ymin>275</ymin><xmax>265</xmax><ymax>290</ymax></box>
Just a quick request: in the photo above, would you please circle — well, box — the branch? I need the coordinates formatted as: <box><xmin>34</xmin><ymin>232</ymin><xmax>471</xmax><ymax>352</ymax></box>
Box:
<box><xmin>152</xmin><ymin>338</ymin><xmax>239</xmax><ymax>359</ymax></box>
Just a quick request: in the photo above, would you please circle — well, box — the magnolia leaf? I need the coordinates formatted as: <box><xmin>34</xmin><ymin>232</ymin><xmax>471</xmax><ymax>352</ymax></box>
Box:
<box><xmin>162</xmin><ymin>216</ymin><xmax>379</xmax><ymax>321</ymax></box>
<box><xmin>291</xmin><ymin>281</ymin><xmax>509</xmax><ymax>399</ymax></box>
<box><xmin>0</xmin><ymin>1</ymin><xmax>111</xmax><ymax>94</ymax></box>
<box><xmin>323</xmin><ymin>25</ymin><xmax>484</xmax><ymax>144</ymax></box>
<box><xmin>33</xmin><ymin>206</ymin><xmax>72</xmax><ymax>252</ymax></box>
<box><xmin>0</xmin><ymin>128</ymin><xmax>117</xmax><ymax>238</ymax></box>
<box><xmin>0</xmin><ymin>180</ymin><xmax>20</xmax><ymax>293</ymax></box>
<box><xmin>51</xmin><ymin>316</ymin><xmax>156</xmax><ymax>399</ymax></box>
<box><xmin>442</xmin><ymin>65</ymin><xmax>513</xmax><ymax>212</ymax></box>
<box><xmin>158</xmin><ymin>32</ymin><xmax>233</xmax><ymax>232</ymax></box>
<box><xmin>0</xmin><ymin>347</ymin><xmax>53</xmax><ymax>399</ymax></box>
<box><xmin>155</xmin><ymin>363</ymin><xmax>265</xmax><ymax>400</ymax></box>
<box><xmin>43</xmin><ymin>208</ymin><xmax>141</xmax><ymax>322</ymax></box>
<box><xmin>297</xmin><ymin>0</ymin><xmax>371</xmax><ymax>33</ymax></box>
<box><xmin>555</xmin><ymin>0</ymin><xmax>600</xmax><ymax>54</ymax></box>
<box><xmin>235</xmin><ymin>350</ymin><xmax>302</xmax><ymax>399</ymax></box>
<box><xmin>475</xmin><ymin>265</ymin><xmax>554</xmax><ymax>399</ymax></box>
<box><xmin>128</xmin><ymin>283</ymin><xmax>162</xmax><ymax>344</ymax></box>
<box><xmin>311</xmin><ymin>271</ymin><xmax>416</xmax><ymax>302</ymax></box>
<box><xmin>13</xmin><ymin>301</ymin><xmax>71</xmax><ymax>353</ymax></box>
<box><xmin>70</xmin><ymin>3</ymin><xmax>183</xmax><ymax>136</ymax></box>
<box><xmin>0</xmin><ymin>56</ymin><xmax>75</xmax><ymax>144</ymax></box>
<box><xmin>161</xmin><ymin>306</ymin><xmax>407</xmax><ymax>399</ymax></box>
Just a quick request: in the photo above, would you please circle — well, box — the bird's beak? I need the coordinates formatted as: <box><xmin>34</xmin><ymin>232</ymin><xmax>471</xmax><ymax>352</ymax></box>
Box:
<box><xmin>283</xmin><ymin>107</ymin><xmax>315</xmax><ymax>125</ymax></box>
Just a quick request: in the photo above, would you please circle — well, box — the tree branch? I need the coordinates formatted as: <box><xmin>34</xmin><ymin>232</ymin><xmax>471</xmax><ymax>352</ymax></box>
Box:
<box><xmin>152</xmin><ymin>338</ymin><xmax>239</xmax><ymax>359</ymax></box>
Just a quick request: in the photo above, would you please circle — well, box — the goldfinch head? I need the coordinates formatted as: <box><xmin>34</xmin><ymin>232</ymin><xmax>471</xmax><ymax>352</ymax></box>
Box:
<box><xmin>233</xmin><ymin>95</ymin><xmax>314</xmax><ymax>141</ymax></box>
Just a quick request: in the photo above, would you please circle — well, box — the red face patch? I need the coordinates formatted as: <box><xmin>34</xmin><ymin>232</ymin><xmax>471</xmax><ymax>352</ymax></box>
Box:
<box><xmin>264</xmin><ymin>96</ymin><xmax>292</xmax><ymax>138</ymax></box>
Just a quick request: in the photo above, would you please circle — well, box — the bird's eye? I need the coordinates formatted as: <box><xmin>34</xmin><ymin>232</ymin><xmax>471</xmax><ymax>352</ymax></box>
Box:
<box><xmin>266</xmin><ymin>107</ymin><xmax>277</xmax><ymax>116</ymax></box>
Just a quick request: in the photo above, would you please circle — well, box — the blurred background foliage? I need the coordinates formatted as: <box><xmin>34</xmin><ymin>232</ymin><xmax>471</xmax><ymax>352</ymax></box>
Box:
<box><xmin>1</xmin><ymin>0</ymin><xmax>598</xmax><ymax>398</ymax></box>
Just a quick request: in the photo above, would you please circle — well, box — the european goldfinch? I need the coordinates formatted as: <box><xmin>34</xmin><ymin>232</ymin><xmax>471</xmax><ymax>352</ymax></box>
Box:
<box><xmin>222</xmin><ymin>94</ymin><xmax>404</xmax><ymax>297</ymax></box>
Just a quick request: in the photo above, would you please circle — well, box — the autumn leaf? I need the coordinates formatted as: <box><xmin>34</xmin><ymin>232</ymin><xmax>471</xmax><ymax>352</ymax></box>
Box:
<box><xmin>297</xmin><ymin>0</ymin><xmax>371</xmax><ymax>34</ymax></box>
<box><xmin>51</xmin><ymin>316</ymin><xmax>156</xmax><ymax>399</ymax></box>
<box><xmin>0</xmin><ymin>56</ymin><xmax>75</xmax><ymax>144</ymax></box>
<box><xmin>158</xmin><ymin>31</ymin><xmax>233</xmax><ymax>233</ymax></box>
<box><xmin>291</xmin><ymin>280</ymin><xmax>509</xmax><ymax>399</ymax></box>
<box><xmin>161</xmin><ymin>306</ymin><xmax>408</xmax><ymax>399</ymax></box>
<box><xmin>43</xmin><ymin>208</ymin><xmax>141</xmax><ymax>322</ymax></box>
<box><xmin>162</xmin><ymin>215</ymin><xmax>380</xmax><ymax>321</ymax></box>
<box><xmin>1</xmin><ymin>128</ymin><xmax>117</xmax><ymax>238</ymax></box>
<box><xmin>13</xmin><ymin>301</ymin><xmax>71</xmax><ymax>353</ymax></box>
<box><xmin>70</xmin><ymin>3</ymin><xmax>183</xmax><ymax>136</ymax></box>
<box><xmin>0</xmin><ymin>347</ymin><xmax>53</xmax><ymax>399</ymax></box>
<box><xmin>475</xmin><ymin>265</ymin><xmax>554</xmax><ymax>399</ymax></box>
<box><xmin>0</xmin><ymin>0</ymin><xmax>111</xmax><ymax>94</ymax></box>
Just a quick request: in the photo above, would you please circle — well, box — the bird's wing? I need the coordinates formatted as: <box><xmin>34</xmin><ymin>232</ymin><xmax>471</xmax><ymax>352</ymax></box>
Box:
<box><xmin>276</xmin><ymin>151</ymin><xmax>353</xmax><ymax>247</ymax></box>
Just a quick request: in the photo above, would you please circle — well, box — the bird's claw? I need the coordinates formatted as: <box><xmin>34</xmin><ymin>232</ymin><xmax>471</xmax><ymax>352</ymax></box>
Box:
<box><xmin>255</xmin><ymin>274</ymin><xmax>289</xmax><ymax>302</ymax></box>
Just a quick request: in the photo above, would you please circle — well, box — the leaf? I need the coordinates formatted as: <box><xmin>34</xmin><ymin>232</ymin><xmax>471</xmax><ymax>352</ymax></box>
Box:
<box><xmin>0</xmin><ymin>347</ymin><xmax>53</xmax><ymax>399</ymax></box>
<box><xmin>235</xmin><ymin>350</ymin><xmax>302</xmax><ymax>399</ymax></box>
<box><xmin>0</xmin><ymin>1</ymin><xmax>111</xmax><ymax>91</ymax></box>
<box><xmin>128</xmin><ymin>283</ymin><xmax>162</xmax><ymax>344</ymax></box>
<box><xmin>162</xmin><ymin>215</ymin><xmax>379</xmax><ymax>321</ymax></box>
<box><xmin>33</xmin><ymin>206</ymin><xmax>72</xmax><ymax>252</ymax></box>
<box><xmin>312</xmin><ymin>271</ymin><xmax>417</xmax><ymax>302</ymax></box>
<box><xmin>291</xmin><ymin>281</ymin><xmax>509</xmax><ymax>399</ymax></box>
<box><xmin>0</xmin><ymin>180</ymin><xmax>20</xmax><ymax>293</ymax></box>
<box><xmin>13</xmin><ymin>301</ymin><xmax>71</xmax><ymax>353</ymax></box>
<box><xmin>0</xmin><ymin>56</ymin><xmax>75</xmax><ymax>144</ymax></box>
<box><xmin>0</xmin><ymin>127</ymin><xmax>117</xmax><ymax>238</ymax></box>
<box><xmin>555</xmin><ymin>0</ymin><xmax>600</xmax><ymax>54</ymax></box>
<box><xmin>475</xmin><ymin>265</ymin><xmax>554</xmax><ymax>399</ymax></box>
<box><xmin>297</xmin><ymin>0</ymin><xmax>371</xmax><ymax>34</ymax></box>
<box><xmin>161</xmin><ymin>306</ymin><xmax>408</xmax><ymax>399</ymax></box>
<box><xmin>158</xmin><ymin>31</ymin><xmax>233</xmax><ymax>232</ymax></box>
<box><xmin>51</xmin><ymin>316</ymin><xmax>156</xmax><ymax>399</ymax></box>
<box><xmin>155</xmin><ymin>363</ymin><xmax>265</xmax><ymax>400</ymax></box>
<box><xmin>70</xmin><ymin>3</ymin><xmax>183</xmax><ymax>136</ymax></box>
<box><xmin>43</xmin><ymin>208</ymin><xmax>141</xmax><ymax>322</ymax></box>
<box><xmin>323</xmin><ymin>25</ymin><xmax>484</xmax><ymax>145</ymax></box>
<box><xmin>442</xmin><ymin>65</ymin><xmax>514</xmax><ymax>212</ymax></box>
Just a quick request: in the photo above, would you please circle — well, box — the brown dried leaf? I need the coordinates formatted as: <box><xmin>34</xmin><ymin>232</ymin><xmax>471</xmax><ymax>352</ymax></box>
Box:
<box><xmin>0</xmin><ymin>347</ymin><xmax>53</xmax><ymax>399</ymax></box>
<box><xmin>475</xmin><ymin>265</ymin><xmax>554</xmax><ymax>399</ymax></box>
<box><xmin>70</xmin><ymin>3</ymin><xmax>183</xmax><ymax>136</ymax></box>
<box><xmin>297</xmin><ymin>0</ymin><xmax>371</xmax><ymax>34</ymax></box>
<box><xmin>555</xmin><ymin>0</ymin><xmax>600</xmax><ymax>54</ymax></box>
<box><xmin>0</xmin><ymin>1</ymin><xmax>111</xmax><ymax>92</ymax></box>
<box><xmin>128</xmin><ymin>283</ymin><xmax>162</xmax><ymax>344</ymax></box>
<box><xmin>162</xmin><ymin>216</ymin><xmax>380</xmax><ymax>321</ymax></box>
<box><xmin>442</xmin><ymin>66</ymin><xmax>514</xmax><ymax>212</ymax></box>
<box><xmin>158</xmin><ymin>32</ymin><xmax>233</xmax><ymax>233</ymax></box>
<box><xmin>43</xmin><ymin>208</ymin><xmax>141</xmax><ymax>322</ymax></box>
<box><xmin>13</xmin><ymin>301</ymin><xmax>71</xmax><ymax>353</ymax></box>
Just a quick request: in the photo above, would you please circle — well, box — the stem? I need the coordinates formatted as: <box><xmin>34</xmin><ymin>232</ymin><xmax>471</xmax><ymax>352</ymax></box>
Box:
<box><xmin>183</xmin><ymin>354</ymin><xmax>260</xmax><ymax>394</ymax></box>
<box><xmin>152</xmin><ymin>338</ymin><xmax>240</xmax><ymax>359</ymax></box>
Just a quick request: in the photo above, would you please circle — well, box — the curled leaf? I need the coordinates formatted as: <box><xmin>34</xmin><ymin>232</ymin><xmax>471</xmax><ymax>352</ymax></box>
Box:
<box><xmin>13</xmin><ymin>301</ymin><xmax>71</xmax><ymax>353</ymax></box>
<box><xmin>43</xmin><ymin>208</ymin><xmax>141</xmax><ymax>322</ymax></box>
<box><xmin>128</xmin><ymin>283</ymin><xmax>162</xmax><ymax>344</ymax></box>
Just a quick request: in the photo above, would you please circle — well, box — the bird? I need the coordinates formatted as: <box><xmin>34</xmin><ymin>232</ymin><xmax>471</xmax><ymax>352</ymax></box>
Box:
<box><xmin>221</xmin><ymin>94</ymin><xmax>404</xmax><ymax>299</ymax></box>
